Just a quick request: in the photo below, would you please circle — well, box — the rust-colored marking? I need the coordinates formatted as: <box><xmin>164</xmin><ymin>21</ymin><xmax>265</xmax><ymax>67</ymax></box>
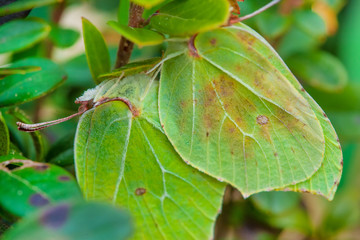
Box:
<box><xmin>210</xmin><ymin>38</ymin><xmax>217</xmax><ymax>46</ymax></box>
<box><xmin>135</xmin><ymin>188</ymin><xmax>146</xmax><ymax>196</ymax></box>
<box><xmin>256</xmin><ymin>115</ymin><xmax>269</xmax><ymax>125</ymax></box>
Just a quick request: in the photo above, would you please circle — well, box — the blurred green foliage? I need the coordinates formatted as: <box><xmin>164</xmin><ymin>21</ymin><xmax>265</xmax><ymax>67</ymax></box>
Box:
<box><xmin>0</xmin><ymin>0</ymin><xmax>359</xmax><ymax>239</ymax></box>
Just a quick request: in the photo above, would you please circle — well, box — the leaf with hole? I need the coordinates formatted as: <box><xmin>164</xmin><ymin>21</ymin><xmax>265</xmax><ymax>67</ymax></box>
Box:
<box><xmin>75</xmin><ymin>75</ymin><xmax>226</xmax><ymax>239</ymax></box>
<box><xmin>82</xmin><ymin>17</ymin><xmax>111</xmax><ymax>84</ymax></box>
<box><xmin>0</xmin><ymin>18</ymin><xmax>50</xmax><ymax>54</ymax></box>
<box><xmin>1</xmin><ymin>202</ymin><xmax>132</xmax><ymax>240</ymax></box>
<box><xmin>159</xmin><ymin>22</ymin><xmax>341</xmax><ymax>199</ymax></box>
<box><xmin>108</xmin><ymin>21</ymin><xmax>164</xmax><ymax>47</ymax></box>
<box><xmin>149</xmin><ymin>0</ymin><xmax>230</xmax><ymax>37</ymax></box>
<box><xmin>0</xmin><ymin>160</ymin><xmax>82</xmax><ymax>218</ymax></box>
<box><xmin>0</xmin><ymin>58</ymin><xmax>66</xmax><ymax>108</ymax></box>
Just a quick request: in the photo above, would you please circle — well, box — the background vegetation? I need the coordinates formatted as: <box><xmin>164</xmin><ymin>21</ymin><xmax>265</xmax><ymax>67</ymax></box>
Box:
<box><xmin>0</xmin><ymin>0</ymin><xmax>359</xmax><ymax>239</ymax></box>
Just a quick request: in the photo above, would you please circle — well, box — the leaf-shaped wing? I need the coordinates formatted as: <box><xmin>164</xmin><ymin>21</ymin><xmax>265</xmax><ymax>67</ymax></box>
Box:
<box><xmin>75</xmin><ymin>76</ymin><xmax>225</xmax><ymax>239</ymax></box>
<box><xmin>159</xmin><ymin>23</ymin><xmax>329</xmax><ymax>198</ymax></box>
<box><xmin>232</xmin><ymin>24</ymin><xmax>342</xmax><ymax>200</ymax></box>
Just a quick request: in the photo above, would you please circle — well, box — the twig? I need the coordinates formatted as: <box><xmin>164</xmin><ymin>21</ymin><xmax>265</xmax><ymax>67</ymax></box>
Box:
<box><xmin>238</xmin><ymin>0</ymin><xmax>281</xmax><ymax>22</ymax></box>
<box><xmin>114</xmin><ymin>3</ymin><xmax>144</xmax><ymax>69</ymax></box>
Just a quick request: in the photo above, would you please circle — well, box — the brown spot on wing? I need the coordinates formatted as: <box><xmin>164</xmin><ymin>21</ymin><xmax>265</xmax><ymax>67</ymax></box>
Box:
<box><xmin>135</xmin><ymin>188</ymin><xmax>146</xmax><ymax>196</ymax></box>
<box><xmin>256</xmin><ymin>115</ymin><xmax>269</xmax><ymax>125</ymax></box>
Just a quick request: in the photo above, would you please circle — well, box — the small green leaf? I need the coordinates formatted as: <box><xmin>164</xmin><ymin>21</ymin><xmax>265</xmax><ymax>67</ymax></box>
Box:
<box><xmin>0</xmin><ymin>0</ymin><xmax>61</xmax><ymax>16</ymax></box>
<box><xmin>0</xmin><ymin>58</ymin><xmax>66</xmax><ymax>108</ymax></box>
<box><xmin>1</xmin><ymin>202</ymin><xmax>133</xmax><ymax>240</ymax></box>
<box><xmin>0</xmin><ymin>19</ymin><xmax>50</xmax><ymax>54</ymax></box>
<box><xmin>0</xmin><ymin>160</ymin><xmax>82</xmax><ymax>218</ymax></box>
<box><xmin>99</xmin><ymin>57</ymin><xmax>161</xmax><ymax>80</ymax></box>
<box><xmin>0</xmin><ymin>143</ymin><xmax>27</xmax><ymax>163</ymax></box>
<box><xmin>131</xmin><ymin>0</ymin><xmax>166</xmax><ymax>8</ymax></box>
<box><xmin>0</xmin><ymin>112</ymin><xmax>10</xmax><ymax>156</ymax></box>
<box><xmin>256</xmin><ymin>9</ymin><xmax>291</xmax><ymax>38</ymax></box>
<box><xmin>149</xmin><ymin>0</ymin><xmax>230</xmax><ymax>37</ymax></box>
<box><xmin>118</xmin><ymin>0</ymin><xmax>130</xmax><ymax>25</ymax></box>
<box><xmin>49</xmin><ymin>26</ymin><xmax>80</xmax><ymax>48</ymax></box>
<box><xmin>0</xmin><ymin>66</ymin><xmax>41</xmax><ymax>77</ymax></box>
<box><xmin>2</xmin><ymin>108</ymin><xmax>46</xmax><ymax>162</ymax></box>
<box><xmin>61</xmin><ymin>53</ymin><xmax>94</xmax><ymax>88</ymax></box>
<box><xmin>75</xmin><ymin>75</ymin><xmax>226</xmax><ymax>239</ymax></box>
<box><xmin>327</xmin><ymin>112</ymin><xmax>360</xmax><ymax>142</ymax></box>
<box><xmin>82</xmin><ymin>17</ymin><xmax>111</xmax><ymax>84</ymax></box>
<box><xmin>46</xmin><ymin>131</ymin><xmax>75</xmax><ymax>167</ymax></box>
<box><xmin>294</xmin><ymin>10</ymin><xmax>326</xmax><ymax>38</ymax></box>
<box><xmin>287</xmin><ymin>51</ymin><xmax>348</xmax><ymax>93</ymax></box>
<box><xmin>337</xmin><ymin>0</ymin><xmax>360</xmax><ymax>82</ymax></box>
<box><xmin>251</xmin><ymin>192</ymin><xmax>300</xmax><ymax>215</ymax></box>
<box><xmin>108</xmin><ymin>21</ymin><xmax>164</xmax><ymax>47</ymax></box>
<box><xmin>277</xmin><ymin>26</ymin><xmax>319</xmax><ymax>58</ymax></box>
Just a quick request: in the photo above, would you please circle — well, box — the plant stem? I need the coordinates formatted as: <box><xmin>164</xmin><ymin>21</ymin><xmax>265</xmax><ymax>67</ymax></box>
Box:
<box><xmin>114</xmin><ymin>3</ymin><xmax>144</xmax><ymax>69</ymax></box>
<box><xmin>238</xmin><ymin>0</ymin><xmax>281</xmax><ymax>21</ymax></box>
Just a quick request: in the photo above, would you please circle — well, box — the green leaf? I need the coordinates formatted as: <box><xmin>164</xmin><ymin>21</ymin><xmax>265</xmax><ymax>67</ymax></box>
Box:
<box><xmin>255</xmin><ymin>9</ymin><xmax>291</xmax><ymax>38</ymax></box>
<box><xmin>46</xmin><ymin>131</ymin><xmax>75</xmax><ymax>167</ymax></box>
<box><xmin>277</xmin><ymin>26</ymin><xmax>319</xmax><ymax>58</ymax></box>
<box><xmin>1</xmin><ymin>108</ymin><xmax>46</xmax><ymax>162</ymax></box>
<box><xmin>235</xmin><ymin>24</ymin><xmax>342</xmax><ymax>200</ymax></box>
<box><xmin>0</xmin><ymin>58</ymin><xmax>66</xmax><ymax>108</ymax></box>
<box><xmin>159</xmin><ymin>23</ymin><xmax>341</xmax><ymax>199</ymax></box>
<box><xmin>49</xmin><ymin>26</ymin><xmax>80</xmax><ymax>48</ymax></box>
<box><xmin>75</xmin><ymin>75</ymin><xmax>226</xmax><ymax>239</ymax></box>
<box><xmin>0</xmin><ymin>0</ymin><xmax>60</xmax><ymax>16</ymax></box>
<box><xmin>131</xmin><ymin>0</ymin><xmax>166</xmax><ymax>8</ymax></box>
<box><xmin>294</xmin><ymin>10</ymin><xmax>326</xmax><ymax>39</ymax></box>
<box><xmin>0</xmin><ymin>66</ymin><xmax>41</xmax><ymax>77</ymax></box>
<box><xmin>327</xmin><ymin>112</ymin><xmax>360</xmax><ymax>142</ymax></box>
<box><xmin>61</xmin><ymin>53</ymin><xmax>94</xmax><ymax>88</ymax></box>
<box><xmin>251</xmin><ymin>192</ymin><xmax>300</xmax><ymax>215</ymax></box>
<box><xmin>287</xmin><ymin>51</ymin><xmax>348</xmax><ymax>93</ymax></box>
<box><xmin>118</xmin><ymin>0</ymin><xmax>130</xmax><ymax>25</ymax></box>
<box><xmin>98</xmin><ymin>57</ymin><xmax>161</xmax><ymax>80</ymax></box>
<box><xmin>108</xmin><ymin>21</ymin><xmax>164</xmax><ymax>47</ymax></box>
<box><xmin>0</xmin><ymin>112</ymin><xmax>10</xmax><ymax>156</ymax></box>
<box><xmin>1</xmin><ymin>202</ymin><xmax>133</xmax><ymax>240</ymax></box>
<box><xmin>0</xmin><ymin>19</ymin><xmax>50</xmax><ymax>54</ymax></box>
<box><xmin>0</xmin><ymin>160</ymin><xmax>82</xmax><ymax>218</ymax></box>
<box><xmin>337</xmin><ymin>0</ymin><xmax>360</xmax><ymax>82</ymax></box>
<box><xmin>82</xmin><ymin>17</ymin><xmax>111</xmax><ymax>84</ymax></box>
<box><xmin>149</xmin><ymin>0</ymin><xmax>230</xmax><ymax>37</ymax></box>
